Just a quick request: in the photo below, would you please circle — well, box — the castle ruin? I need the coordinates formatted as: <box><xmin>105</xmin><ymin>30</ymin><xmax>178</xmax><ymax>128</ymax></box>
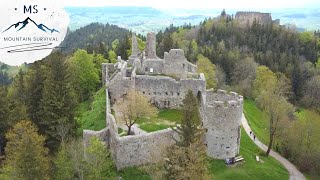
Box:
<box><xmin>235</xmin><ymin>11</ymin><xmax>280</xmax><ymax>27</ymax></box>
<box><xmin>84</xmin><ymin>32</ymin><xmax>243</xmax><ymax>170</ymax></box>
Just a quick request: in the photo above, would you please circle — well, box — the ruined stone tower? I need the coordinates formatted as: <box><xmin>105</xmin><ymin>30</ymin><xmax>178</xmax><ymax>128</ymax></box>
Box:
<box><xmin>200</xmin><ymin>90</ymin><xmax>243</xmax><ymax>158</ymax></box>
<box><xmin>145</xmin><ymin>32</ymin><xmax>157</xmax><ymax>59</ymax></box>
<box><xmin>131</xmin><ymin>33</ymin><xmax>139</xmax><ymax>58</ymax></box>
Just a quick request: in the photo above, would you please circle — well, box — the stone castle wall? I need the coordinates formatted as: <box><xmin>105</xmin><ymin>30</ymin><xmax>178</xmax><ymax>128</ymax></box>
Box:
<box><xmin>107</xmin><ymin>59</ymin><xmax>206</xmax><ymax>109</ymax></box>
<box><xmin>134</xmin><ymin>74</ymin><xmax>206</xmax><ymax>108</ymax></box>
<box><xmin>141</xmin><ymin>59</ymin><xmax>164</xmax><ymax>74</ymax></box>
<box><xmin>84</xmin><ymin>87</ymin><xmax>178</xmax><ymax>170</ymax></box>
<box><xmin>106</xmin><ymin>89</ymin><xmax>178</xmax><ymax>170</ymax></box>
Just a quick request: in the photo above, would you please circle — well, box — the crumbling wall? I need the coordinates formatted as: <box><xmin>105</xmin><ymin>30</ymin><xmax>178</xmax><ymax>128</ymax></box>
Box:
<box><xmin>163</xmin><ymin>49</ymin><xmax>189</xmax><ymax>79</ymax></box>
<box><xmin>108</xmin><ymin>61</ymin><xmax>132</xmax><ymax>103</ymax></box>
<box><xmin>134</xmin><ymin>75</ymin><xmax>206</xmax><ymax>108</ymax></box>
<box><xmin>187</xmin><ymin>62</ymin><xmax>197</xmax><ymax>73</ymax></box>
<box><xmin>114</xmin><ymin>129</ymin><xmax>177</xmax><ymax>169</ymax></box>
<box><xmin>141</xmin><ymin>59</ymin><xmax>164</xmax><ymax>75</ymax></box>
<box><xmin>83</xmin><ymin>128</ymin><xmax>109</xmax><ymax>148</ymax></box>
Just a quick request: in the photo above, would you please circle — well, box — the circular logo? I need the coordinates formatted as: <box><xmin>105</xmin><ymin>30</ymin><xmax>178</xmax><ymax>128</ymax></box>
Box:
<box><xmin>0</xmin><ymin>0</ymin><xmax>69</xmax><ymax>65</ymax></box>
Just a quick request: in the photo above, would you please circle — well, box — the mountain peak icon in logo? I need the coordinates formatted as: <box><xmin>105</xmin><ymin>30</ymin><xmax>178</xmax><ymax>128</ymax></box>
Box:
<box><xmin>2</xmin><ymin>17</ymin><xmax>60</xmax><ymax>33</ymax></box>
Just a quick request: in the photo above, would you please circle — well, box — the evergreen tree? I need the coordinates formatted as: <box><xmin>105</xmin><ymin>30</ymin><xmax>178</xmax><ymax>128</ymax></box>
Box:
<box><xmin>0</xmin><ymin>86</ymin><xmax>9</xmax><ymax>157</ymax></box>
<box><xmin>176</xmin><ymin>90</ymin><xmax>202</xmax><ymax>147</ymax></box>
<box><xmin>165</xmin><ymin>90</ymin><xmax>208</xmax><ymax>179</ymax></box>
<box><xmin>39</xmin><ymin>52</ymin><xmax>77</xmax><ymax>151</ymax></box>
<box><xmin>116</xmin><ymin>34</ymin><xmax>130</xmax><ymax>60</ymax></box>
<box><xmin>7</xmin><ymin>69</ymin><xmax>28</xmax><ymax>123</ymax></box>
<box><xmin>0</xmin><ymin>71</ymin><xmax>11</xmax><ymax>86</ymax></box>
<box><xmin>3</xmin><ymin>120</ymin><xmax>50</xmax><ymax>180</ymax></box>
<box><xmin>25</xmin><ymin>61</ymin><xmax>46</xmax><ymax>125</ymax></box>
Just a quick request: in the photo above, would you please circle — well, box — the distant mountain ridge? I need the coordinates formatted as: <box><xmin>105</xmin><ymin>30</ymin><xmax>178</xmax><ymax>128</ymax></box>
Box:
<box><xmin>2</xmin><ymin>17</ymin><xmax>59</xmax><ymax>33</ymax></box>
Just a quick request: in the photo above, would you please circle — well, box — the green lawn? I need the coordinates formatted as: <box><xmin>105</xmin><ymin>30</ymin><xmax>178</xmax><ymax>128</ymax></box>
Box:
<box><xmin>208</xmin><ymin>127</ymin><xmax>289</xmax><ymax>180</ymax></box>
<box><xmin>75</xmin><ymin>88</ymin><xmax>106</xmax><ymax>135</ymax></box>
<box><xmin>118</xmin><ymin>166</ymin><xmax>151</xmax><ymax>180</ymax></box>
<box><xmin>157</xmin><ymin>109</ymin><xmax>182</xmax><ymax>124</ymax></box>
<box><xmin>243</xmin><ymin>99</ymin><xmax>269</xmax><ymax>145</ymax></box>
<box><xmin>137</xmin><ymin>109</ymin><xmax>182</xmax><ymax>132</ymax></box>
<box><xmin>138</xmin><ymin>123</ymin><xmax>171</xmax><ymax>133</ymax></box>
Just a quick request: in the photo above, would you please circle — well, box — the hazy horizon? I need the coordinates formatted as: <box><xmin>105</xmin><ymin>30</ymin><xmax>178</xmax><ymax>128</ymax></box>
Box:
<box><xmin>62</xmin><ymin>0</ymin><xmax>320</xmax><ymax>9</ymax></box>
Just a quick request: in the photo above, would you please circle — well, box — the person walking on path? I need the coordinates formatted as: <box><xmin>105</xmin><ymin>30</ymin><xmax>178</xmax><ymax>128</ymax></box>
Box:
<box><xmin>253</xmin><ymin>134</ymin><xmax>256</xmax><ymax>141</ymax></box>
<box><xmin>250</xmin><ymin>131</ymin><xmax>252</xmax><ymax>136</ymax></box>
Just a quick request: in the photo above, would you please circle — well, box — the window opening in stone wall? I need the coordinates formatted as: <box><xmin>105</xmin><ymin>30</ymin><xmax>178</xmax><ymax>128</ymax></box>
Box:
<box><xmin>197</xmin><ymin>91</ymin><xmax>202</xmax><ymax>105</ymax></box>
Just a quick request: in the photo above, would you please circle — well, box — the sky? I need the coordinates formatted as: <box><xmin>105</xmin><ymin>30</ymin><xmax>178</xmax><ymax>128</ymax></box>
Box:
<box><xmin>63</xmin><ymin>0</ymin><xmax>320</xmax><ymax>9</ymax></box>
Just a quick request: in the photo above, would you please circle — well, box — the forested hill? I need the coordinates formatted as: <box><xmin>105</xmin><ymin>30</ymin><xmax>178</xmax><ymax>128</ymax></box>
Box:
<box><xmin>60</xmin><ymin>23</ymin><xmax>131</xmax><ymax>55</ymax></box>
<box><xmin>155</xmin><ymin>17</ymin><xmax>320</xmax><ymax>177</ymax></box>
<box><xmin>156</xmin><ymin>17</ymin><xmax>320</xmax><ymax>105</ymax></box>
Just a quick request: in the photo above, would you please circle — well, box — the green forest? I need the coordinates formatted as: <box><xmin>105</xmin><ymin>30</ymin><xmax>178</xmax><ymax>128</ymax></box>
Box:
<box><xmin>155</xmin><ymin>16</ymin><xmax>320</xmax><ymax>178</ymax></box>
<box><xmin>0</xmin><ymin>11</ymin><xmax>320</xmax><ymax>179</ymax></box>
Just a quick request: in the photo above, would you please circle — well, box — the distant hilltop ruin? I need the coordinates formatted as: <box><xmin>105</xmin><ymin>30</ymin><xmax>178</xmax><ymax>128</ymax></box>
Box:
<box><xmin>235</xmin><ymin>11</ymin><xmax>280</xmax><ymax>27</ymax></box>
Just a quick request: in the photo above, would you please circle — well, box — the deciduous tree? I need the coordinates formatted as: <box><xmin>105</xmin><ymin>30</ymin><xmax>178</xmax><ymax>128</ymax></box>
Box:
<box><xmin>197</xmin><ymin>54</ymin><xmax>217</xmax><ymax>89</ymax></box>
<box><xmin>3</xmin><ymin>120</ymin><xmax>50</xmax><ymax>180</ymax></box>
<box><xmin>85</xmin><ymin>137</ymin><xmax>116</xmax><ymax>179</ymax></box>
<box><xmin>253</xmin><ymin>66</ymin><xmax>294</xmax><ymax>156</ymax></box>
<box><xmin>114</xmin><ymin>90</ymin><xmax>156</xmax><ymax>135</ymax></box>
<box><xmin>69</xmin><ymin>49</ymin><xmax>100</xmax><ymax>101</ymax></box>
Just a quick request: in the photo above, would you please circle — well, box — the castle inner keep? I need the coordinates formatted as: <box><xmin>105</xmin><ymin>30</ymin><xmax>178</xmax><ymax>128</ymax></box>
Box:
<box><xmin>84</xmin><ymin>32</ymin><xmax>243</xmax><ymax>170</ymax></box>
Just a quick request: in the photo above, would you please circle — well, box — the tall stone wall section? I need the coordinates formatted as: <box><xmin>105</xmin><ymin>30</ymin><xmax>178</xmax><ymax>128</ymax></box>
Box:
<box><xmin>163</xmin><ymin>49</ymin><xmax>190</xmax><ymax>79</ymax></box>
<box><xmin>114</xmin><ymin>129</ymin><xmax>177</xmax><ymax>169</ymax></box>
<box><xmin>134</xmin><ymin>74</ymin><xmax>206</xmax><ymax>108</ymax></box>
<box><xmin>202</xmin><ymin>90</ymin><xmax>243</xmax><ymax>159</ymax></box>
<box><xmin>107</xmin><ymin>61</ymin><xmax>132</xmax><ymax>103</ymax></box>
<box><xmin>141</xmin><ymin>59</ymin><xmax>164</xmax><ymax>74</ymax></box>
<box><xmin>235</xmin><ymin>11</ymin><xmax>272</xmax><ymax>27</ymax></box>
